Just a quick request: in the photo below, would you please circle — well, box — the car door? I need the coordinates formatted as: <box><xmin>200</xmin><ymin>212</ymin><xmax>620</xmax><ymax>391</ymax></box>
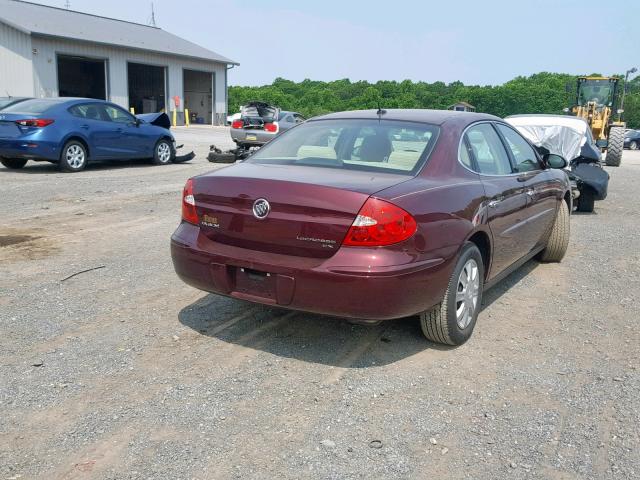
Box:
<box><xmin>495</xmin><ymin>123</ymin><xmax>559</xmax><ymax>252</ymax></box>
<box><xmin>103</xmin><ymin>104</ymin><xmax>147</xmax><ymax>158</ymax></box>
<box><xmin>464</xmin><ymin>123</ymin><xmax>529</xmax><ymax>277</ymax></box>
<box><xmin>69</xmin><ymin>103</ymin><xmax>121</xmax><ymax>159</ymax></box>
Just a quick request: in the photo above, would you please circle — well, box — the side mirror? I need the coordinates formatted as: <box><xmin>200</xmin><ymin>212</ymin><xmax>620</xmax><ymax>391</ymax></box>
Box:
<box><xmin>543</xmin><ymin>153</ymin><xmax>567</xmax><ymax>169</ymax></box>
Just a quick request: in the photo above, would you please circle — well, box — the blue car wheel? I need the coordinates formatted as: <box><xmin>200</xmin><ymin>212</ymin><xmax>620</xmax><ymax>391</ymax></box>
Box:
<box><xmin>59</xmin><ymin>140</ymin><xmax>88</xmax><ymax>173</ymax></box>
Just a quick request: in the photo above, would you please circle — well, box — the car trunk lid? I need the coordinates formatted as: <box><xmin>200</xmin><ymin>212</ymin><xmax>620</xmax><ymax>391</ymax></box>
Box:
<box><xmin>0</xmin><ymin>113</ymin><xmax>35</xmax><ymax>138</ymax></box>
<box><xmin>192</xmin><ymin>163</ymin><xmax>410</xmax><ymax>258</ymax></box>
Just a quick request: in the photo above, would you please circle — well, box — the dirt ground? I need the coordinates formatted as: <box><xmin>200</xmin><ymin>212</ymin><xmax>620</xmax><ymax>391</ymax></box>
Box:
<box><xmin>1</xmin><ymin>130</ymin><xmax>638</xmax><ymax>480</ymax></box>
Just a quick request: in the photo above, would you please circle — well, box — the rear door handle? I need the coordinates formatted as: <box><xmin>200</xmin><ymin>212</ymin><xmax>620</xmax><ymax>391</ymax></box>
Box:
<box><xmin>80</xmin><ymin>124</ymin><xmax>89</xmax><ymax>130</ymax></box>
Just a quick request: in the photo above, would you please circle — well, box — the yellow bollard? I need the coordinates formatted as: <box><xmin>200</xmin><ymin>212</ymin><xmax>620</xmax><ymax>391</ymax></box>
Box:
<box><xmin>172</xmin><ymin>109</ymin><xmax>177</xmax><ymax>127</ymax></box>
<box><xmin>129</xmin><ymin>107</ymin><xmax>135</xmax><ymax>114</ymax></box>
<box><xmin>185</xmin><ymin>108</ymin><xmax>190</xmax><ymax>127</ymax></box>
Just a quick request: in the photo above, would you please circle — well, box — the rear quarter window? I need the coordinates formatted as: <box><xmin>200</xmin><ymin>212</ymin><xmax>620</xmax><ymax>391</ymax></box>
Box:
<box><xmin>2</xmin><ymin>99</ymin><xmax>58</xmax><ymax>115</ymax></box>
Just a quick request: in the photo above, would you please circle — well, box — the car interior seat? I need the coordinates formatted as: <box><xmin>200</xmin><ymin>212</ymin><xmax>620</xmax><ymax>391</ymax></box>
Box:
<box><xmin>359</xmin><ymin>134</ymin><xmax>393</xmax><ymax>162</ymax></box>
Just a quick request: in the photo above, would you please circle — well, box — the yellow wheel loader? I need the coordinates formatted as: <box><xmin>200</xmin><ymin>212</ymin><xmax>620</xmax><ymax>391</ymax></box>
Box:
<box><xmin>569</xmin><ymin>76</ymin><xmax>625</xmax><ymax>166</ymax></box>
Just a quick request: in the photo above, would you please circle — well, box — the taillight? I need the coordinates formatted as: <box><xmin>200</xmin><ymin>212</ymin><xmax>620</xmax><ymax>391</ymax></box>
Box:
<box><xmin>264</xmin><ymin>122</ymin><xmax>278</xmax><ymax>133</ymax></box>
<box><xmin>231</xmin><ymin>120</ymin><xmax>244</xmax><ymax>129</ymax></box>
<box><xmin>343</xmin><ymin>198</ymin><xmax>417</xmax><ymax>247</ymax></box>
<box><xmin>15</xmin><ymin>119</ymin><xmax>54</xmax><ymax>128</ymax></box>
<box><xmin>181</xmin><ymin>178</ymin><xmax>199</xmax><ymax>225</ymax></box>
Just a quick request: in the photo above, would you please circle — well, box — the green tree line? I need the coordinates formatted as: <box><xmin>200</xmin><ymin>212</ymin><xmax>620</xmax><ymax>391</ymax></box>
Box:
<box><xmin>229</xmin><ymin>72</ymin><xmax>640</xmax><ymax>128</ymax></box>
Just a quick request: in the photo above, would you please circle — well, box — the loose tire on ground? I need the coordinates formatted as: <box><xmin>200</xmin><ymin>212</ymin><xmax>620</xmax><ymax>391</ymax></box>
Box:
<box><xmin>605</xmin><ymin>126</ymin><xmax>624</xmax><ymax>166</ymax></box>
<box><xmin>152</xmin><ymin>139</ymin><xmax>174</xmax><ymax>165</ymax></box>
<box><xmin>0</xmin><ymin>158</ymin><xmax>28</xmax><ymax>169</ymax></box>
<box><xmin>538</xmin><ymin>200</ymin><xmax>570</xmax><ymax>262</ymax></box>
<box><xmin>420</xmin><ymin>242</ymin><xmax>484</xmax><ymax>346</ymax></box>
<box><xmin>59</xmin><ymin>141</ymin><xmax>88</xmax><ymax>172</ymax></box>
<box><xmin>576</xmin><ymin>188</ymin><xmax>594</xmax><ymax>213</ymax></box>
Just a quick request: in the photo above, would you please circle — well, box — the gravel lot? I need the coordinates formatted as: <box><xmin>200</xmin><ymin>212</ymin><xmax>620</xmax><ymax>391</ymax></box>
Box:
<box><xmin>1</xmin><ymin>128</ymin><xmax>638</xmax><ymax>480</ymax></box>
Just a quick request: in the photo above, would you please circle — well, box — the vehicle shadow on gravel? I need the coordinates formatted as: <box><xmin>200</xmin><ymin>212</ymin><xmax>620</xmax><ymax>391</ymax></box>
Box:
<box><xmin>178</xmin><ymin>260</ymin><xmax>540</xmax><ymax>367</ymax></box>
<box><xmin>0</xmin><ymin>159</ymin><xmax>181</xmax><ymax>174</ymax></box>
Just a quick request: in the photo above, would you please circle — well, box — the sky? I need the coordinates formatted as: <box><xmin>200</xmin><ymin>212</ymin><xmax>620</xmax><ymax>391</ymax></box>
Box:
<box><xmin>29</xmin><ymin>0</ymin><xmax>640</xmax><ymax>86</ymax></box>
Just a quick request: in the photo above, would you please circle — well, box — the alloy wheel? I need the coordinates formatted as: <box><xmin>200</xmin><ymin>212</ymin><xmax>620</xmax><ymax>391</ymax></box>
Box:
<box><xmin>455</xmin><ymin>258</ymin><xmax>480</xmax><ymax>329</ymax></box>
<box><xmin>66</xmin><ymin>145</ymin><xmax>85</xmax><ymax>169</ymax></box>
<box><xmin>157</xmin><ymin>142</ymin><xmax>172</xmax><ymax>163</ymax></box>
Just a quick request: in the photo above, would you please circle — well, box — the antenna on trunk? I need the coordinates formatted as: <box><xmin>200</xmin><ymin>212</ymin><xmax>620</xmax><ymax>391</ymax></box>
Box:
<box><xmin>64</xmin><ymin>0</ymin><xmax>71</xmax><ymax>9</ymax></box>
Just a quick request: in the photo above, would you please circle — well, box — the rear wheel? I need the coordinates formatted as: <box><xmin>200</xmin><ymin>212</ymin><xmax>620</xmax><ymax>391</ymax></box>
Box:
<box><xmin>59</xmin><ymin>141</ymin><xmax>87</xmax><ymax>172</ymax></box>
<box><xmin>576</xmin><ymin>187</ymin><xmax>594</xmax><ymax>213</ymax></box>
<box><xmin>538</xmin><ymin>200</ymin><xmax>570</xmax><ymax>262</ymax></box>
<box><xmin>152</xmin><ymin>139</ymin><xmax>174</xmax><ymax>165</ymax></box>
<box><xmin>0</xmin><ymin>158</ymin><xmax>28</xmax><ymax>169</ymax></box>
<box><xmin>605</xmin><ymin>126</ymin><xmax>624</xmax><ymax>166</ymax></box>
<box><xmin>419</xmin><ymin>243</ymin><xmax>484</xmax><ymax>346</ymax></box>
<box><xmin>630</xmin><ymin>141</ymin><xmax>638</xmax><ymax>150</ymax></box>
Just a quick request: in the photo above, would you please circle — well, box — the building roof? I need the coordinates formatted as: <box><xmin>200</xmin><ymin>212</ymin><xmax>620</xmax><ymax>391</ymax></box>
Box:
<box><xmin>0</xmin><ymin>0</ymin><xmax>239</xmax><ymax>65</ymax></box>
<box><xmin>449</xmin><ymin>101</ymin><xmax>475</xmax><ymax>108</ymax></box>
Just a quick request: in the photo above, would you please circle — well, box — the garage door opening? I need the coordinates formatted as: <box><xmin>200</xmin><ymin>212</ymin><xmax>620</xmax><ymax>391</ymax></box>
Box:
<box><xmin>183</xmin><ymin>69</ymin><xmax>213</xmax><ymax>125</ymax></box>
<box><xmin>57</xmin><ymin>55</ymin><xmax>106</xmax><ymax>99</ymax></box>
<box><xmin>128</xmin><ymin>62</ymin><xmax>166</xmax><ymax>114</ymax></box>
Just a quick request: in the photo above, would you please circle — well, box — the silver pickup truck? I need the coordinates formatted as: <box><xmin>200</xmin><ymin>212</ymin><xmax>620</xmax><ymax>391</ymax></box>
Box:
<box><xmin>230</xmin><ymin>102</ymin><xmax>305</xmax><ymax>150</ymax></box>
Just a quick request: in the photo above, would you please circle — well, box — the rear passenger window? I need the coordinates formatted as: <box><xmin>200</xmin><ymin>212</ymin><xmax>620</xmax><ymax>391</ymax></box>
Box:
<box><xmin>496</xmin><ymin>124</ymin><xmax>540</xmax><ymax>172</ymax></box>
<box><xmin>464</xmin><ymin>124</ymin><xmax>513</xmax><ymax>175</ymax></box>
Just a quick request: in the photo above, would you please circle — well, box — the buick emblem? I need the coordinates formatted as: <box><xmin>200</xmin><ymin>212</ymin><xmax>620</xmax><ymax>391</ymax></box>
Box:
<box><xmin>252</xmin><ymin>198</ymin><xmax>270</xmax><ymax>219</ymax></box>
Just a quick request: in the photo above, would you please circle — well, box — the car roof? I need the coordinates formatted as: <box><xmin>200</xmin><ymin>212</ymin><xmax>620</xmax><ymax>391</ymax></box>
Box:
<box><xmin>310</xmin><ymin>109</ymin><xmax>500</xmax><ymax>126</ymax></box>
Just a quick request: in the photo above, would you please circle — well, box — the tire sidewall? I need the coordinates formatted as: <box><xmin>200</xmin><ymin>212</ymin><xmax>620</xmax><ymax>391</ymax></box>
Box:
<box><xmin>60</xmin><ymin>141</ymin><xmax>87</xmax><ymax>172</ymax></box>
<box><xmin>154</xmin><ymin>139</ymin><xmax>174</xmax><ymax>165</ymax></box>
<box><xmin>444</xmin><ymin>243</ymin><xmax>485</xmax><ymax>345</ymax></box>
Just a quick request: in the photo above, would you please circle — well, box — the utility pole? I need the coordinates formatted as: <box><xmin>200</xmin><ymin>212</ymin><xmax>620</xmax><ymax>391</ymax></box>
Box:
<box><xmin>619</xmin><ymin>67</ymin><xmax>638</xmax><ymax>122</ymax></box>
<box><xmin>149</xmin><ymin>3</ymin><xmax>157</xmax><ymax>27</ymax></box>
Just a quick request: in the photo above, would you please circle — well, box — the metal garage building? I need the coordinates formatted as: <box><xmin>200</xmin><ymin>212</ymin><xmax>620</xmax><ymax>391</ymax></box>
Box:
<box><xmin>0</xmin><ymin>0</ymin><xmax>238</xmax><ymax>125</ymax></box>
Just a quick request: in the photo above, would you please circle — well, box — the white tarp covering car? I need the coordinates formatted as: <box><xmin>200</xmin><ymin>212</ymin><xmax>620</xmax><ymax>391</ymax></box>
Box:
<box><xmin>506</xmin><ymin>114</ymin><xmax>609</xmax><ymax>213</ymax></box>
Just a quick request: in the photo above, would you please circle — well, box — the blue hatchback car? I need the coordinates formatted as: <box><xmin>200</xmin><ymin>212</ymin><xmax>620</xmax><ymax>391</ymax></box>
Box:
<box><xmin>0</xmin><ymin>98</ymin><xmax>177</xmax><ymax>172</ymax></box>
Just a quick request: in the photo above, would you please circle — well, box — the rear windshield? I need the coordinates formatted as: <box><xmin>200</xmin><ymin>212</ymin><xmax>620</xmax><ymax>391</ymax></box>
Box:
<box><xmin>2</xmin><ymin>99</ymin><xmax>59</xmax><ymax>115</ymax></box>
<box><xmin>248</xmin><ymin>119</ymin><xmax>439</xmax><ymax>175</ymax></box>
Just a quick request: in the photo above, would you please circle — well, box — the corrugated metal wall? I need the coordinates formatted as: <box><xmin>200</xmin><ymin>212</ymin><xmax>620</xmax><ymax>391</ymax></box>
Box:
<box><xmin>29</xmin><ymin>35</ymin><xmax>227</xmax><ymax>124</ymax></box>
<box><xmin>0</xmin><ymin>22</ymin><xmax>34</xmax><ymax>97</ymax></box>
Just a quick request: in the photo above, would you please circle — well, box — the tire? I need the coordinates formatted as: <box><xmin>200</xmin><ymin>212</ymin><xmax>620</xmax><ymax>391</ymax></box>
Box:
<box><xmin>538</xmin><ymin>200</ymin><xmax>570</xmax><ymax>263</ymax></box>
<box><xmin>152</xmin><ymin>138</ymin><xmax>174</xmax><ymax>165</ymax></box>
<box><xmin>630</xmin><ymin>141</ymin><xmax>638</xmax><ymax>151</ymax></box>
<box><xmin>419</xmin><ymin>242</ymin><xmax>484</xmax><ymax>346</ymax></box>
<box><xmin>59</xmin><ymin>141</ymin><xmax>88</xmax><ymax>172</ymax></box>
<box><xmin>576</xmin><ymin>187</ymin><xmax>594</xmax><ymax>213</ymax></box>
<box><xmin>605</xmin><ymin>126</ymin><xmax>624</xmax><ymax>166</ymax></box>
<box><xmin>0</xmin><ymin>158</ymin><xmax>27</xmax><ymax>169</ymax></box>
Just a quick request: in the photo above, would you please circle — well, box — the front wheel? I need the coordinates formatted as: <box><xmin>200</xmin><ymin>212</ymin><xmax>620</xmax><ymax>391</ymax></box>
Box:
<box><xmin>0</xmin><ymin>158</ymin><xmax>28</xmax><ymax>169</ymax></box>
<box><xmin>576</xmin><ymin>188</ymin><xmax>594</xmax><ymax>213</ymax></box>
<box><xmin>152</xmin><ymin>139</ymin><xmax>174</xmax><ymax>165</ymax></box>
<box><xmin>59</xmin><ymin>141</ymin><xmax>88</xmax><ymax>172</ymax></box>
<box><xmin>605</xmin><ymin>127</ymin><xmax>624</xmax><ymax>166</ymax></box>
<box><xmin>538</xmin><ymin>200</ymin><xmax>570</xmax><ymax>262</ymax></box>
<box><xmin>420</xmin><ymin>243</ymin><xmax>484</xmax><ymax>346</ymax></box>
<box><xmin>630</xmin><ymin>141</ymin><xmax>638</xmax><ymax>151</ymax></box>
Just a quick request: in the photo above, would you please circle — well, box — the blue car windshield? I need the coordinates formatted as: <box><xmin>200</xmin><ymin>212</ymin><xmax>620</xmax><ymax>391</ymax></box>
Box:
<box><xmin>2</xmin><ymin>99</ymin><xmax>59</xmax><ymax>114</ymax></box>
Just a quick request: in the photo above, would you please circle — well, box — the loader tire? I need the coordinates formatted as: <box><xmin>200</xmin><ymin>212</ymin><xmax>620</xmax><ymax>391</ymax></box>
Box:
<box><xmin>605</xmin><ymin>126</ymin><xmax>624</xmax><ymax>167</ymax></box>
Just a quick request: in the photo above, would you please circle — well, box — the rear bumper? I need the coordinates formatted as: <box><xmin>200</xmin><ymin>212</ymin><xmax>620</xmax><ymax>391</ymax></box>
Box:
<box><xmin>230</xmin><ymin>129</ymin><xmax>276</xmax><ymax>146</ymax></box>
<box><xmin>0</xmin><ymin>139</ymin><xmax>59</xmax><ymax>161</ymax></box>
<box><xmin>170</xmin><ymin>222</ymin><xmax>453</xmax><ymax>321</ymax></box>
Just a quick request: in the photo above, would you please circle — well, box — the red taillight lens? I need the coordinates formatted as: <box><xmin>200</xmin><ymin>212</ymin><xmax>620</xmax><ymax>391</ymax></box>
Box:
<box><xmin>264</xmin><ymin>122</ymin><xmax>278</xmax><ymax>133</ymax></box>
<box><xmin>15</xmin><ymin>119</ymin><xmax>54</xmax><ymax>128</ymax></box>
<box><xmin>343</xmin><ymin>198</ymin><xmax>417</xmax><ymax>247</ymax></box>
<box><xmin>231</xmin><ymin>120</ymin><xmax>244</xmax><ymax>129</ymax></box>
<box><xmin>181</xmin><ymin>178</ymin><xmax>199</xmax><ymax>225</ymax></box>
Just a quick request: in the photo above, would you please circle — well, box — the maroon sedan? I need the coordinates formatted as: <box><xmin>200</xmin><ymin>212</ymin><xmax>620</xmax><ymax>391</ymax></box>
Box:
<box><xmin>171</xmin><ymin>110</ymin><xmax>571</xmax><ymax>345</ymax></box>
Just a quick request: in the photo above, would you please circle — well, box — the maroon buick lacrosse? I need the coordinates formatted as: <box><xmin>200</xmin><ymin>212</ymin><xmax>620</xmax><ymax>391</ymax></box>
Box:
<box><xmin>171</xmin><ymin>109</ymin><xmax>571</xmax><ymax>345</ymax></box>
